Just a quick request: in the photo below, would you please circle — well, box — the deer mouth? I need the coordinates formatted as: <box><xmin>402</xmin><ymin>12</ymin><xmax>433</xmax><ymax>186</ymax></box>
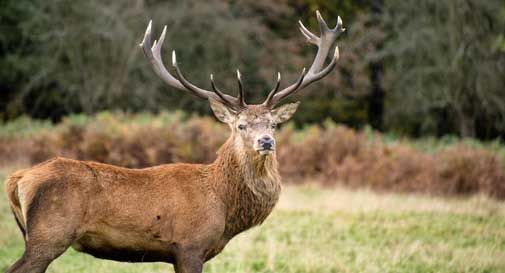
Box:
<box><xmin>257</xmin><ymin>148</ymin><xmax>274</xmax><ymax>155</ymax></box>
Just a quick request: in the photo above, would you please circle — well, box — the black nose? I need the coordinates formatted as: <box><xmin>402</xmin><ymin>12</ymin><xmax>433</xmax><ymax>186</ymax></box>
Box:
<box><xmin>258</xmin><ymin>135</ymin><xmax>274</xmax><ymax>150</ymax></box>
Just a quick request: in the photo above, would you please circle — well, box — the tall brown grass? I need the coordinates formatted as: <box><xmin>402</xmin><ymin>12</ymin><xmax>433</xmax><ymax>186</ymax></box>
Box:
<box><xmin>1</xmin><ymin>112</ymin><xmax>504</xmax><ymax>199</ymax></box>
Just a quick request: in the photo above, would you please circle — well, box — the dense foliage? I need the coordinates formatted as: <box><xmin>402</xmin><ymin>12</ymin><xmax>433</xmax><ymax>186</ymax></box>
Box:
<box><xmin>1</xmin><ymin>0</ymin><xmax>504</xmax><ymax>139</ymax></box>
<box><xmin>381</xmin><ymin>0</ymin><xmax>505</xmax><ymax>138</ymax></box>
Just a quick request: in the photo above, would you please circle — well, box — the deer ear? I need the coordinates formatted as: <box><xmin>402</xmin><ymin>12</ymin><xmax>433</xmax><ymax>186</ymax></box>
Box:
<box><xmin>209</xmin><ymin>98</ymin><xmax>235</xmax><ymax>123</ymax></box>
<box><xmin>272</xmin><ymin>102</ymin><xmax>300</xmax><ymax>124</ymax></box>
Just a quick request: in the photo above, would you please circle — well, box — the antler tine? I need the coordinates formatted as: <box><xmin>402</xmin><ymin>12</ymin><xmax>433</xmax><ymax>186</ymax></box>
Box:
<box><xmin>210</xmin><ymin>74</ymin><xmax>242</xmax><ymax>111</ymax></box>
<box><xmin>316</xmin><ymin>10</ymin><xmax>329</xmax><ymax>35</ymax></box>
<box><xmin>263</xmin><ymin>72</ymin><xmax>282</xmax><ymax>107</ymax></box>
<box><xmin>336</xmin><ymin>16</ymin><xmax>346</xmax><ymax>32</ymax></box>
<box><xmin>139</xmin><ymin>20</ymin><xmax>240</xmax><ymax>106</ymax></box>
<box><xmin>264</xmin><ymin>68</ymin><xmax>306</xmax><ymax>107</ymax></box>
<box><xmin>171</xmin><ymin>50</ymin><xmax>212</xmax><ymax>99</ymax></box>
<box><xmin>291</xmin><ymin>67</ymin><xmax>307</xmax><ymax>91</ymax></box>
<box><xmin>236</xmin><ymin>69</ymin><xmax>246</xmax><ymax>107</ymax></box>
<box><xmin>140</xmin><ymin>21</ymin><xmax>183</xmax><ymax>91</ymax></box>
<box><xmin>298</xmin><ymin>20</ymin><xmax>319</xmax><ymax>45</ymax></box>
<box><xmin>265</xmin><ymin>11</ymin><xmax>344</xmax><ymax>107</ymax></box>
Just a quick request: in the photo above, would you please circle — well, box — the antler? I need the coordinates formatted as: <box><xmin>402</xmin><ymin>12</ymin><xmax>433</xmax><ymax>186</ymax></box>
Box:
<box><xmin>263</xmin><ymin>11</ymin><xmax>345</xmax><ymax>108</ymax></box>
<box><xmin>139</xmin><ymin>20</ymin><xmax>245</xmax><ymax>111</ymax></box>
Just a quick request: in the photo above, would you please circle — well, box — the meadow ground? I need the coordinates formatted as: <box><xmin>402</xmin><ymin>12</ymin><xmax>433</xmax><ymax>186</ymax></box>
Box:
<box><xmin>0</xmin><ymin>167</ymin><xmax>504</xmax><ymax>273</ymax></box>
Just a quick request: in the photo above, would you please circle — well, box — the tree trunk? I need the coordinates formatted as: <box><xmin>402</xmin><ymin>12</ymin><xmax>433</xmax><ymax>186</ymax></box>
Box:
<box><xmin>367</xmin><ymin>0</ymin><xmax>385</xmax><ymax>131</ymax></box>
<box><xmin>368</xmin><ymin>62</ymin><xmax>385</xmax><ymax>130</ymax></box>
<box><xmin>457</xmin><ymin>110</ymin><xmax>475</xmax><ymax>138</ymax></box>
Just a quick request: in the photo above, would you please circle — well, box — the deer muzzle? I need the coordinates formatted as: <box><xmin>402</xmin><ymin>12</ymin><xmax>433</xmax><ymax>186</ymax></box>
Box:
<box><xmin>256</xmin><ymin>135</ymin><xmax>276</xmax><ymax>154</ymax></box>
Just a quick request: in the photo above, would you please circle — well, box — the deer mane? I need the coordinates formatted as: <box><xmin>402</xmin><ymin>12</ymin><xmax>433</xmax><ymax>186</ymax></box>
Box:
<box><xmin>209</xmin><ymin>136</ymin><xmax>281</xmax><ymax>238</ymax></box>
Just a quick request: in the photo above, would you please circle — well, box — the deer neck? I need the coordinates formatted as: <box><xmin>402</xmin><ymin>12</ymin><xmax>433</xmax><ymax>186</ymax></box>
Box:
<box><xmin>211</xmin><ymin>135</ymin><xmax>281</xmax><ymax>238</ymax></box>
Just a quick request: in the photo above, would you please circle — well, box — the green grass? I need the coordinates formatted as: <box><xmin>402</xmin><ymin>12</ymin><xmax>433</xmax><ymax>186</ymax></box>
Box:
<box><xmin>0</xmin><ymin>116</ymin><xmax>53</xmax><ymax>138</ymax></box>
<box><xmin>1</xmin><ymin>170</ymin><xmax>504</xmax><ymax>273</ymax></box>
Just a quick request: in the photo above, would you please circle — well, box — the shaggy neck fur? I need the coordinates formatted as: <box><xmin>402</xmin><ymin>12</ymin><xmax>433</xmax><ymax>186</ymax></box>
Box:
<box><xmin>210</xmin><ymin>134</ymin><xmax>281</xmax><ymax>239</ymax></box>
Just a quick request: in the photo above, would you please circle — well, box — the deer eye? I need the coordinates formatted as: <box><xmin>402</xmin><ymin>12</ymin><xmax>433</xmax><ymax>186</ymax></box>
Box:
<box><xmin>271</xmin><ymin>123</ymin><xmax>277</xmax><ymax>129</ymax></box>
<box><xmin>238</xmin><ymin>124</ymin><xmax>247</xmax><ymax>130</ymax></box>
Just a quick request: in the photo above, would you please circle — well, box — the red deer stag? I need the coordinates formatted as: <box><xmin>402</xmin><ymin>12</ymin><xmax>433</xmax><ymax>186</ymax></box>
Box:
<box><xmin>4</xmin><ymin>11</ymin><xmax>344</xmax><ymax>273</ymax></box>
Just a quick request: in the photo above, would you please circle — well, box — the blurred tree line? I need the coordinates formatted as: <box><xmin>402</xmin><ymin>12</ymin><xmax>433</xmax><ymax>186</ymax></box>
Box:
<box><xmin>1</xmin><ymin>0</ymin><xmax>504</xmax><ymax>139</ymax></box>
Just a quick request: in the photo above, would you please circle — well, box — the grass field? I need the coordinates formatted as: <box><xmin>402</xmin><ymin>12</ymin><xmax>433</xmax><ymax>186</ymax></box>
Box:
<box><xmin>1</xmin><ymin>169</ymin><xmax>504</xmax><ymax>273</ymax></box>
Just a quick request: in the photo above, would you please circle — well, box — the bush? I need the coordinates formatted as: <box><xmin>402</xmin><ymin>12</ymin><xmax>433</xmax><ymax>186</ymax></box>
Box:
<box><xmin>1</xmin><ymin>112</ymin><xmax>504</xmax><ymax>199</ymax></box>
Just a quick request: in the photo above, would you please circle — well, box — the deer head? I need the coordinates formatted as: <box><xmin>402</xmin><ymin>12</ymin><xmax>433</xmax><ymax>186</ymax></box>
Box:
<box><xmin>140</xmin><ymin>11</ymin><xmax>345</xmax><ymax>156</ymax></box>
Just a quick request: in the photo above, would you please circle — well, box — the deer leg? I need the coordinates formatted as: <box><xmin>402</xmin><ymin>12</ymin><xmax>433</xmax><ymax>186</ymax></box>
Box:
<box><xmin>173</xmin><ymin>251</ymin><xmax>203</xmax><ymax>273</ymax></box>
<box><xmin>4</xmin><ymin>222</ymin><xmax>75</xmax><ymax>273</ymax></box>
<box><xmin>5</xmin><ymin>182</ymin><xmax>81</xmax><ymax>273</ymax></box>
<box><xmin>5</xmin><ymin>223</ymin><xmax>75</xmax><ymax>273</ymax></box>
<box><xmin>4</xmin><ymin>244</ymin><xmax>68</xmax><ymax>273</ymax></box>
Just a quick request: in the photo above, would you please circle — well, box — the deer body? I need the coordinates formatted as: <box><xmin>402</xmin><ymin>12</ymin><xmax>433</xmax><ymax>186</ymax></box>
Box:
<box><xmin>4</xmin><ymin>11</ymin><xmax>344</xmax><ymax>273</ymax></box>
<box><xmin>5</xmin><ymin>133</ymin><xmax>280</xmax><ymax>263</ymax></box>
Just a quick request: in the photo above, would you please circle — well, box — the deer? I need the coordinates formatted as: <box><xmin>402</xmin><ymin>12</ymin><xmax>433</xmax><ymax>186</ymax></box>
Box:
<box><xmin>3</xmin><ymin>11</ymin><xmax>344</xmax><ymax>273</ymax></box>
